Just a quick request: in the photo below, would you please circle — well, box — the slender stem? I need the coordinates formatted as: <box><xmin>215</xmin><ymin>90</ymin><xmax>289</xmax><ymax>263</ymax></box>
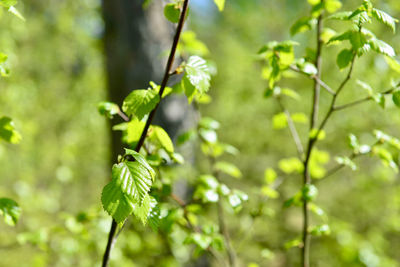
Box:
<box><xmin>209</xmin><ymin>156</ymin><xmax>237</xmax><ymax>267</ymax></box>
<box><xmin>101</xmin><ymin>1</ymin><xmax>190</xmax><ymax>266</ymax></box>
<box><xmin>117</xmin><ymin>110</ymin><xmax>130</xmax><ymax>122</ymax></box>
<box><xmin>334</xmin><ymin>87</ymin><xmax>396</xmax><ymax>111</ymax></box>
<box><xmin>277</xmin><ymin>98</ymin><xmax>304</xmax><ymax>158</ymax></box>
<box><xmin>289</xmin><ymin>66</ymin><xmax>335</xmax><ymax>96</ymax></box>
<box><xmin>301</xmin><ymin>9</ymin><xmax>324</xmax><ymax>267</ymax></box>
<box><xmin>310</xmin><ymin>14</ymin><xmax>323</xmax><ymax>129</ymax></box>
<box><xmin>301</xmin><ymin>50</ymin><xmax>356</xmax><ymax>267</ymax></box>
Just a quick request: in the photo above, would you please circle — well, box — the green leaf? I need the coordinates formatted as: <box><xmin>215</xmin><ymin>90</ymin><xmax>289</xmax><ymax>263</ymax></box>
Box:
<box><xmin>150</xmin><ymin>125</ymin><xmax>174</xmax><ymax>154</ymax></box>
<box><xmin>0</xmin><ymin>0</ymin><xmax>17</xmax><ymax>8</ymax></box>
<box><xmin>324</xmin><ymin>0</ymin><xmax>342</xmax><ymax>13</ymax></box>
<box><xmin>199</xmin><ymin>128</ymin><xmax>217</xmax><ymax>144</ymax></box>
<box><xmin>264</xmin><ymin>168</ymin><xmax>277</xmax><ymax>184</ymax></box>
<box><xmin>278</xmin><ymin>158</ymin><xmax>304</xmax><ymax>174</ymax></box>
<box><xmin>199</xmin><ymin>117</ymin><xmax>220</xmax><ymax>130</ymax></box>
<box><xmin>348</xmin><ymin>134</ymin><xmax>360</xmax><ymax>150</ymax></box>
<box><xmin>384</xmin><ymin>56</ymin><xmax>400</xmax><ymax>73</ymax></box>
<box><xmin>164</xmin><ymin>3</ymin><xmax>180</xmax><ymax>23</ymax></box>
<box><xmin>177</xmin><ymin>129</ymin><xmax>197</xmax><ymax>145</ymax></box>
<box><xmin>372</xmin><ymin>146</ymin><xmax>398</xmax><ymax>172</ymax></box>
<box><xmin>185</xmin><ymin>56</ymin><xmax>211</xmax><ymax>95</ymax></box>
<box><xmin>335</xmin><ymin>156</ymin><xmax>357</xmax><ymax>170</ymax></box>
<box><xmin>284</xmin><ymin>238</ymin><xmax>302</xmax><ymax>250</ymax></box>
<box><xmin>328</xmin><ymin>11</ymin><xmax>352</xmax><ymax>20</ymax></box>
<box><xmin>179</xmin><ymin>31</ymin><xmax>210</xmax><ymax>57</ymax></box>
<box><xmin>122</xmin><ymin>89</ymin><xmax>160</xmax><ymax>120</ymax></box>
<box><xmin>310</xmin><ymin>224</ymin><xmax>331</xmax><ymax>236</ymax></box>
<box><xmin>0</xmin><ymin>52</ymin><xmax>8</xmax><ymax>63</ymax></box>
<box><xmin>281</xmin><ymin>88</ymin><xmax>301</xmax><ymax>100</ymax></box>
<box><xmin>214</xmin><ymin>161</ymin><xmax>242</xmax><ymax>178</ymax></box>
<box><xmin>97</xmin><ymin>102</ymin><xmax>120</xmax><ymax>118</ymax></box>
<box><xmin>369</xmin><ymin>38</ymin><xmax>395</xmax><ymax>57</ymax></box>
<box><xmin>0</xmin><ymin>198</ymin><xmax>20</xmax><ymax>226</ymax></box>
<box><xmin>101</xmin><ymin>154</ymin><xmax>155</xmax><ymax>223</ymax></box>
<box><xmin>0</xmin><ymin>116</ymin><xmax>22</xmax><ymax>144</ymax></box>
<box><xmin>213</xmin><ymin>0</ymin><xmax>225</xmax><ymax>11</ymax></box>
<box><xmin>272</xmin><ymin>113</ymin><xmax>287</xmax><ymax>129</ymax></box>
<box><xmin>393</xmin><ymin>91</ymin><xmax>400</xmax><ymax>108</ymax></box>
<box><xmin>290</xmin><ymin>17</ymin><xmax>317</xmax><ymax>36</ymax></box>
<box><xmin>302</xmin><ymin>184</ymin><xmax>318</xmax><ymax>201</ymax></box>
<box><xmin>337</xmin><ymin>49</ymin><xmax>354</xmax><ymax>69</ymax></box>
<box><xmin>132</xmin><ymin>195</ymin><xmax>159</xmax><ymax>228</ymax></box>
<box><xmin>228</xmin><ymin>190</ymin><xmax>248</xmax><ymax>210</ymax></box>
<box><xmin>371</xmin><ymin>8</ymin><xmax>398</xmax><ymax>33</ymax></box>
<box><xmin>261</xmin><ymin>186</ymin><xmax>279</xmax><ymax>199</ymax></box>
<box><xmin>291</xmin><ymin>113</ymin><xmax>308</xmax><ymax>124</ymax></box>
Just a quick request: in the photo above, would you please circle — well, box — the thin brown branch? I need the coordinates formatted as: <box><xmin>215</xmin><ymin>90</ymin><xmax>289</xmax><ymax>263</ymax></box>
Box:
<box><xmin>277</xmin><ymin>98</ymin><xmax>304</xmax><ymax>158</ymax></box>
<box><xmin>101</xmin><ymin>1</ymin><xmax>190</xmax><ymax>266</ymax></box>
<box><xmin>117</xmin><ymin>110</ymin><xmax>130</xmax><ymax>122</ymax></box>
<box><xmin>334</xmin><ymin>87</ymin><xmax>397</xmax><ymax>111</ymax></box>
<box><xmin>301</xmin><ymin>8</ymin><xmax>324</xmax><ymax>267</ymax></box>
<box><xmin>289</xmin><ymin>65</ymin><xmax>335</xmax><ymax>96</ymax></box>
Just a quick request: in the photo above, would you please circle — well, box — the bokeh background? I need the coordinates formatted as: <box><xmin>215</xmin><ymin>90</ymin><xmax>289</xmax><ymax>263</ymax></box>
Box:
<box><xmin>1</xmin><ymin>0</ymin><xmax>400</xmax><ymax>266</ymax></box>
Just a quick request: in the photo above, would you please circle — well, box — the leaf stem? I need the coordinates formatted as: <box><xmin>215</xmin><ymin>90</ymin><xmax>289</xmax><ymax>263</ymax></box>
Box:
<box><xmin>101</xmin><ymin>1</ymin><xmax>190</xmax><ymax>266</ymax></box>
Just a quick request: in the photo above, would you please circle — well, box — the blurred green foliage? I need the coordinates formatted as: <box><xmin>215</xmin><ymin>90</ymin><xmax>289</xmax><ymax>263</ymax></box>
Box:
<box><xmin>0</xmin><ymin>0</ymin><xmax>400</xmax><ymax>266</ymax></box>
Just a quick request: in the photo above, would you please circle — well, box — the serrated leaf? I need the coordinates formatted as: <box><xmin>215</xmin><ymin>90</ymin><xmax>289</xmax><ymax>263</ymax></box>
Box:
<box><xmin>164</xmin><ymin>3</ymin><xmax>180</xmax><ymax>23</ymax></box>
<box><xmin>122</xmin><ymin>89</ymin><xmax>160</xmax><ymax>120</ymax></box>
<box><xmin>213</xmin><ymin>0</ymin><xmax>225</xmax><ymax>11</ymax></box>
<box><xmin>369</xmin><ymin>38</ymin><xmax>395</xmax><ymax>57</ymax></box>
<box><xmin>214</xmin><ymin>161</ymin><xmax>242</xmax><ymax>178</ymax></box>
<box><xmin>372</xmin><ymin>8</ymin><xmax>398</xmax><ymax>33</ymax></box>
<box><xmin>337</xmin><ymin>49</ymin><xmax>354</xmax><ymax>69</ymax></box>
<box><xmin>101</xmin><ymin>154</ymin><xmax>155</xmax><ymax>223</ymax></box>
<box><xmin>0</xmin><ymin>198</ymin><xmax>20</xmax><ymax>226</ymax></box>
<box><xmin>0</xmin><ymin>116</ymin><xmax>21</xmax><ymax>144</ymax></box>
<box><xmin>185</xmin><ymin>56</ymin><xmax>211</xmax><ymax>94</ymax></box>
<box><xmin>328</xmin><ymin>11</ymin><xmax>352</xmax><ymax>20</ymax></box>
<box><xmin>132</xmin><ymin>195</ymin><xmax>160</xmax><ymax>228</ymax></box>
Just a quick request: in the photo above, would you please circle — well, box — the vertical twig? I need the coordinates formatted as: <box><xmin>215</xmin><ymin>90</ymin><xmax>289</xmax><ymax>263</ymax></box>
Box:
<box><xmin>101</xmin><ymin>1</ymin><xmax>190</xmax><ymax>266</ymax></box>
<box><xmin>301</xmin><ymin>6</ymin><xmax>324</xmax><ymax>266</ymax></box>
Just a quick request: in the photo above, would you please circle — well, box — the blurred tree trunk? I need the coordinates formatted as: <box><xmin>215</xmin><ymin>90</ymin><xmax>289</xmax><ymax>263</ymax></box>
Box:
<box><xmin>101</xmin><ymin>0</ymin><xmax>173</xmax><ymax>162</ymax></box>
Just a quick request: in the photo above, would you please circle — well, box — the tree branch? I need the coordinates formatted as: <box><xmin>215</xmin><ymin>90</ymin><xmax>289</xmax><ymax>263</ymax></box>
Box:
<box><xmin>302</xmin><ymin>8</ymin><xmax>324</xmax><ymax>266</ymax></box>
<box><xmin>276</xmin><ymin>97</ymin><xmax>304</xmax><ymax>158</ymax></box>
<box><xmin>289</xmin><ymin>65</ymin><xmax>335</xmax><ymax>96</ymax></box>
<box><xmin>101</xmin><ymin>1</ymin><xmax>190</xmax><ymax>266</ymax></box>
